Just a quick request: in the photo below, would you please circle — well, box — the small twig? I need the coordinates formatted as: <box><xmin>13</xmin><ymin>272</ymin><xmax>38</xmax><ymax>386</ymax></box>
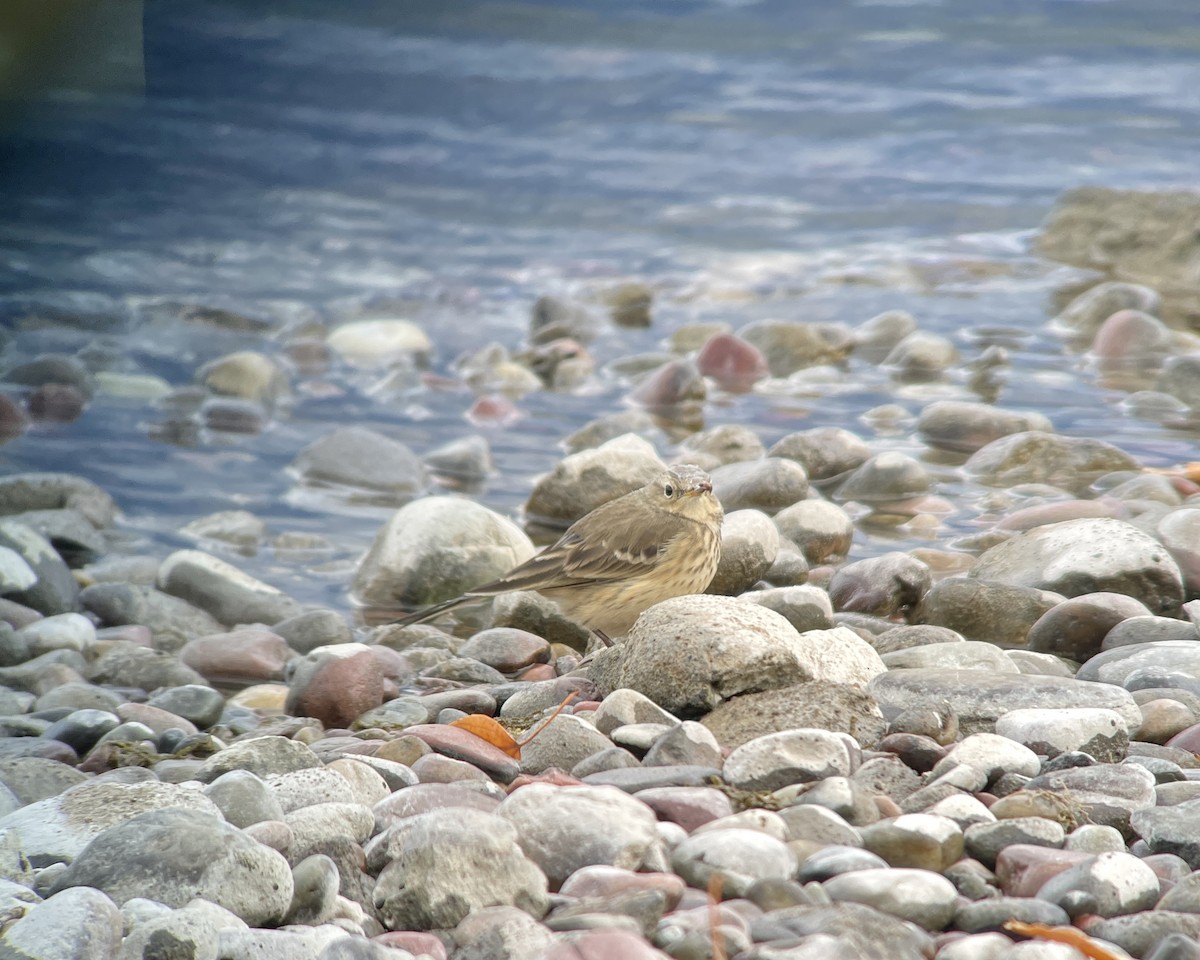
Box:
<box><xmin>515</xmin><ymin>691</ymin><xmax>580</xmax><ymax>748</ymax></box>
<box><xmin>1003</xmin><ymin>920</ymin><xmax>1124</xmax><ymax>960</ymax></box>
<box><xmin>707</xmin><ymin>872</ymin><xmax>726</xmax><ymax>960</ymax></box>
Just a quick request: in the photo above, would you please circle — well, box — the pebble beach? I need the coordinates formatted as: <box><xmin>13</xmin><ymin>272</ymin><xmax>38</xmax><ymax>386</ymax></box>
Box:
<box><xmin>2</xmin><ymin>183</ymin><xmax>1200</xmax><ymax>960</ymax></box>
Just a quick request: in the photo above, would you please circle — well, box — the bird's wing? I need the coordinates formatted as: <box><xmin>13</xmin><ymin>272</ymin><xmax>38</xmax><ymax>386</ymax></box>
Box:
<box><xmin>477</xmin><ymin>502</ymin><xmax>680</xmax><ymax>594</ymax></box>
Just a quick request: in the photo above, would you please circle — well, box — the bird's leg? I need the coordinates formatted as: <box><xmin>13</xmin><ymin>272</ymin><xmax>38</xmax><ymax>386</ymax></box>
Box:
<box><xmin>592</xmin><ymin>629</ymin><xmax>614</xmax><ymax>647</ymax></box>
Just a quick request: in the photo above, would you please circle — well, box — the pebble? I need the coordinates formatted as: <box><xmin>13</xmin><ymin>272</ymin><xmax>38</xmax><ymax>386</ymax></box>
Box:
<box><xmin>709</xmin><ymin>457</ymin><xmax>809</xmax><ymax>515</ymax></box>
<box><xmin>723</xmin><ymin>728</ymin><xmax>853</xmax><ymax>791</ymax></box>
<box><xmin>994</xmin><ymin>707</ymin><xmax>1129</xmax><ymax>762</ymax></box>
<box><xmin>671</xmin><ymin>827</ymin><xmax>795</xmax><ymax>896</ymax></box>
<box><xmin>1026</xmin><ymin>592</ymin><xmax>1153</xmax><ymax>661</ymax></box>
<box><xmin>158</xmin><ymin>548</ymin><xmax>303</xmax><ymax>626</ymax></box>
<box><xmin>706</xmin><ymin>509</ymin><xmax>779</xmax><ymax>596</ymax></box>
<box><xmin>860</xmin><ymin>813</ymin><xmax>963</xmax><ymax>872</ymax></box>
<box><xmin>823</xmin><ymin>867</ymin><xmax>959</xmax><ymax>929</ymax></box>
<box><xmin>773</xmin><ymin>499</ymin><xmax>855</xmax><ymax>562</ymax></box>
<box><xmin>371</xmin><ymin>807</ymin><xmax>547</xmax><ymax>929</ymax></box>
<box><xmin>52</xmin><ymin>808</ymin><xmax>293</xmax><ymax>925</ymax></box>
<box><xmin>827</xmin><ymin>552</ymin><xmax>931</xmax><ymax>618</ymax></box>
<box><xmin>913</xmin><ymin>577</ymin><xmax>1060</xmax><ymax>648</ymax></box>
<box><xmin>290</xmin><ymin>424</ymin><xmax>427</xmax><ymax>502</ymax></box>
<box><xmin>970</xmin><ymin>517</ymin><xmax>1183</xmax><ymax>616</ymax></box>
<box><xmin>350</xmin><ymin>495</ymin><xmax>534</xmax><ymax>613</ymax></box>
<box><xmin>965</xmin><ymin>431</ymin><xmax>1141</xmax><ymax>494</ymax></box>
<box><xmin>917</xmin><ymin>400</ymin><xmax>1051</xmax><ymax>454</ymax></box>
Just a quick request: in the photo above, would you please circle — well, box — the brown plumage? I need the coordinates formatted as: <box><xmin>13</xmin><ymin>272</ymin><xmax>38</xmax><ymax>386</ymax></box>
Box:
<box><xmin>391</xmin><ymin>464</ymin><xmax>724</xmax><ymax>637</ymax></box>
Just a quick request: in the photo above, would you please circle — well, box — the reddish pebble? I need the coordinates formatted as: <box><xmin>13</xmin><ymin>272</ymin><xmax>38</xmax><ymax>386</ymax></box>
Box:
<box><xmin>995</xmin><ymin>844</ymin><xmax>1091</xmax><ymax>897</ymax></box>
<box><xmin>375</xmin><ymin>932</ymin><xmax>447</xmax><ymax>960</ymax></box>
<box><xmin>400</xmin><ymin>723</ymin><xmax>521</xmax><ymax>783</ymax></box>
<box><xmin>696</xmin><ymin>332</ymin><xmax>769</xmax><ymax>393</ymax></box>
<box><xmin>467</xmin><ymin>393</ymin><xmax>521</xmax><ymax>426</ymax></box>
<box><xmin>997</xmin><ymin>499</ymin><xmax>1124</xmax><ymax>532</ymax></box>
<box><xmin>634</xmin><ymin>786</ymin><xmax>733</xmax><ymax>832</ymax></box>
<box><xmin>410</xmin><ymin>752</ymin><xmax>490</xmax><ymax>784</ymax></box>
<box><xmin>97</xmin><ymin>624</ymin><xmax>154</xmax><ymax>648</ymax></box>
<box><xmin>286</xmin><ymin>646</ymin><xmax>389</xmax><ymax>729</ymax></box>
<box><xmin>179</xmin><ymin>627</ymin><xmax>293</xmax><ymax>685</ymax></box>
<box><xmin>517</xmin><ymin>663</ymin><xmax>557</xmax><ymax>682</ymax></box>
<box><xmin>1166</xmin><ymin>721</ymin><xmax>1200</xmax><ymax>753</ymax></box>
<box><xmin>506</xmin><ymin>769</ymin><xmax>586</xmax><ymax>792</ymax></box>
<box><xmin>544</xmin><ymin>928</ymin><xmax>669</xmax><ymax>959</ymax></box>
<box><xmin>27</xmin><ymin>383</ymin><xmax>86</xmax><ymax>422</ymax></box>
<box><xmin>1091</xmin><ymin>309</ymin><xmax>1171</xmax><ymax>361</ymax></box>
<box><xmin>559</xmin><ymin>864</ymin><xmax>687</xmax><ymax>909</ymax></box>
<box><xmin>628</xmin><ymin>358</ymin><xmax>706</xmax><ymax>408</ymax></box>
<box><xmin>116</xmin><ymin>702</ymin><xmax>198</xmax><ymax>737</ymax></box>
<box><xmin>374</xmin><ymin>782</ymin><xmax>500</xmax><ymax>830</ymax></box>
<box><xmin>0</xmin><ymin>394</ymin><xmax>28</xmax><ymax>439</ymax></box>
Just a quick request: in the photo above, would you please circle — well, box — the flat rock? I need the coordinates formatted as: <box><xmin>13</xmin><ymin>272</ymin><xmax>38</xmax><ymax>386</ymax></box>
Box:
<box><xmin>869</xmin><ymin>668</ymin><xmax>1142</xmax><ymax>736</ymax></box>
<box><xmin>700</xmin><ymin>682</ymin><xmax>885</xmax><ymax>751</ymax></box>
<box><xmin>158</xmin><ymin>549</ymin><xmax>302</xmax><ymax>626</ymax></box>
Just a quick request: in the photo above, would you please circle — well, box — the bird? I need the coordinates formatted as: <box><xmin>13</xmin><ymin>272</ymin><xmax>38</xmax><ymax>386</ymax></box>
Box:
<box><xmin>389</xmin><ymin>463</ymin><xmax>724</xmax><ymax>640</ymax></box>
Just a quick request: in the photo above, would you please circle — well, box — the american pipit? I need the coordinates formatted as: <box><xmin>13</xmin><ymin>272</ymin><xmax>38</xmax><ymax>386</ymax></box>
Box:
<box><xmin>392</xmin><ymin>464</ymin><xmax>724</xmax><ymax>638</ymax></box>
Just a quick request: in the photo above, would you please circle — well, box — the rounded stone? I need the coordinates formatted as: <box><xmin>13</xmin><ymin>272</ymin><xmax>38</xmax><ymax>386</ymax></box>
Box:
<box><xmin>970</xmin><ymin>517</ymin><xmax>1183</xmax><ymax>616</ymax></box>
<box><xmin>773</xmin><ymin>500</ymin><xmax>855</xmax><ymax>563</ymax></box>
<box><xmin>917</xmin><ymin>400</ymin><xmax>1052</xmax><ymax>454</ymax></box>
<box><xmin>350</xmin><ymin>496</ymin><xmax>534</xmax><ymax>610</ymax></box>
<box><xmin>290</xmin><ymin>425</ymin><xmax>428</xmax><ymax>502</ymax></box>
<box><xmin>823</xmin><ymin>867</ymin><xmax>958</xmax><ymax>930</ymax></box>
<box><xmin>589</xmin><ymin>596</ymin><xmax>884</xmax><ymax>717</ymax></box>
<box><xmin>50</xmin><ymin>809</ymin><xmax>293</xmax><ymax>924</ymax></box>
<box><xmin>706</xmin><ymin>510</ymin><xmax>779</xmax><ymax>596</ymax></box>
<box><xmin>709</xmin><ymin>458</ymin><xmax>809</xmax><ymax>515</ymax></box>
<box><xmin>723</xmin><ymin>728</ymin><xmax>853</xmax><ymax>792</ymax></box>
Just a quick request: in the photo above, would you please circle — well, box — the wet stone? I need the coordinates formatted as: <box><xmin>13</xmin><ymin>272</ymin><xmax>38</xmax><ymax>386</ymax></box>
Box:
<box><xmin>1104</xmin><ymin>615</ymin><xmax>1200</xmax><ymax>648</ymax></box>
<box><xmin>1027</xmin><ymin>592</ymin><xmax>1154</xmax><ymax>662</ymax></box>
<box><xmin>458</xmin><ymin>628</ymin><xmax>551</xmax><ymax>673</ymax></box>
<box><xmin>709</xmin><ymin>457</ymin><xmax>809</xmax><ymax>515</ymax></box>
<box><xmin>913</xmin><ymin>578</ymin><xmax>1060</xmax><ymax>648</ymax></box>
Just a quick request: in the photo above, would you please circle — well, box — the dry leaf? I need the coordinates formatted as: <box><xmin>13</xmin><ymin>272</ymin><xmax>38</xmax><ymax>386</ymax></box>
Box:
<box><xmin>449</xmin><ymin>691</ymin><xmax>579</xmax><ymax>762</ymax></box>
<box><xmin>450</xmin><ymin>715</ymin><xmax>521</xmax><ymax>759</ymax></box>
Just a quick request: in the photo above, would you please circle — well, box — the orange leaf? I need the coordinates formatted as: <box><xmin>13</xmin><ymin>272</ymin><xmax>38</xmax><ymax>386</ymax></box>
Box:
<box><xmin>1003</xmin><ymin>921</ymin><xmax>1124</xmax><ymax>960</ymax></box>
<box><xmin>450</xmin><ymin>715</ymin><xmax>521</xmax><ymax>759</ymax></box>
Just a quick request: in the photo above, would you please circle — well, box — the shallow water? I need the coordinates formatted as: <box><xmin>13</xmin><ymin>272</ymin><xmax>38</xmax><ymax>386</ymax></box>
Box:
<box><xmin>2</xmin><ymin>0</ymin><xmax>1199</xmax><ymax>615</ymax></box>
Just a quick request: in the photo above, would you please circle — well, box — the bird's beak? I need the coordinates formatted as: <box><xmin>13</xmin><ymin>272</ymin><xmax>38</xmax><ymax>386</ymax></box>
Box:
<box><xmin>687</xmin><ymin>480</ymin><xmax>712</xmax><ymax>496</ymax></box>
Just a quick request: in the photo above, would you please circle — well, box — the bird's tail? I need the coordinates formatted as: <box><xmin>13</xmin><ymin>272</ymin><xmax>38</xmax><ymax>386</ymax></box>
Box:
<box><xmin>386</xmin><ymin>592</ymin><xmax>476</xmax><ymax>628</ymax></box>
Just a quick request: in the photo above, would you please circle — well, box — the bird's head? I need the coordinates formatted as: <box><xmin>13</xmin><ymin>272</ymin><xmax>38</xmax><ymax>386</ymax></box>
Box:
<box><xmin>652</xmin><ymin>463</ymin><xmax>723</xmax><ymax>524</ymax></box>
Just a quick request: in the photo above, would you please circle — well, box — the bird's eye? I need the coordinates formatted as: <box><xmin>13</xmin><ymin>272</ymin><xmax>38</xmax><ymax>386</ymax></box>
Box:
<box><xmin>663</xmin><ymin>483</ymin><xmax>675</xmax><ymax>498</ymax></box>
